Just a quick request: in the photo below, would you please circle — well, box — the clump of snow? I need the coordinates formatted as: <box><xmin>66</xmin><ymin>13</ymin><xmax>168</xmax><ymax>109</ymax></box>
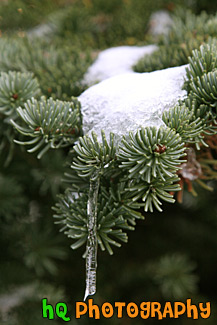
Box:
<box><xmin>79</xmin><ymin>65</ymin><xmax>188</xmax><ymax>143</ymax></box>
<box><xmin>83</xmin><ymin>45</ymin><xmax>157</xmax><ymax>85</ymax></box>
<box><xmin>27</xmin><ymin>23</ymin><xmax>55</xmax><ymax>40</ymax></box>
<box><xmin>148</xmin><ymin>10</ymin><xmax>173</xmax><ymax>36</ymax></box>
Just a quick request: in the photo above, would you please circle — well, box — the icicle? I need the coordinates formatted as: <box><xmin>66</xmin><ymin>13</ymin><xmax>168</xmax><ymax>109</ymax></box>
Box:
<box><xmin>84</xmin><ymin>170</ymin><xmax>100</xmax><ymax>301</ymax></box>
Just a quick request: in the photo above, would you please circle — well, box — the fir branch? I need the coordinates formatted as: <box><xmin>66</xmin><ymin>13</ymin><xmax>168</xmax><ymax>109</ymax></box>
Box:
<box><xmin>118</xmin><ymin>126</ymin><xmax>186</xmax><ymax>183</ymax></box>
<box><xmin>151</xmin><ymin>254</ymin><xmax>198</xmax><ymax>299</ymax></box>
<box><xmin>162</xmin><ymin>105</ymin><xmax>203</xmax><ymax>143</ymax></box>
<box><xmin>101</xmin><ymin>181</ymin><xmax>144</xmax><ymax>226</ymax></box>
<box><xmin>184</xmin><ymin>98</ymin><xmax>217</xmax><ymax>143</ymax></box>
<box><xmin>185</xmin><ymin>41</ymin><xmax>217</xmax><ymax>91</ymax></box>
<box><xmin>0</xmin><ymin>174</ymin><xmax>26</xmax><ymax>218</ymax></box>
<box><xmin>125</xmin><ymin>175</ymin><xmax>181</xmax><ymax>213</ymax></box>
<box><xmin>189</xmin><ymin>71</ymin><xmax>217</xmax><ymax>108</ymax></box>
<box><xmin>0</xmin><ymin>71</ymin><xmax>40</xmax><ymax>118</ymax></box>
<box><xmin>20</xmin><ymin>223</ymin><xmax>68</xmax><ymax>276</ymax></box>
<box><xmin>134</xmin><ymin>10</ymin><xmax>217</xmax><ymax>73</ymax></box>
<box><xmin>0</xmin><ymin>37</ymin><xmax>92</xmax><ymax>100</ymax></box>
<box><xmin>53</xmin><ymin>190</ymin><xmax>132</xmax><ymax>255</ymax></box>
<box><xmin>63</xmin><ymin>169</ymin><xmax>90</xmax><ymax>192</ymax></box>
<box><xmin>0</xmin><ymin>38</ymin><xmax>24</xmax><ymax>72</ymax></box>
<box><xmin>11</xmin><ymin>97</ymin><xmax>82</xmax><ymax>159</ymax></box>
<box><xmin>134</xmin><ymin>42</ymin><xmax>196</xmax><ymax>73</ymax></box>
<box><xmin>71</xmin><ymin>131</ymin><xmax>116</xmax><ymax>179</ymax></box>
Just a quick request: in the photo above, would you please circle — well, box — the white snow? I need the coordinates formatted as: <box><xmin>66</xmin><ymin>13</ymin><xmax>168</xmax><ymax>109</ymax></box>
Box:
<box><xmin>148</xmin><ymin>10</ymin><xmax>173</xmax><ymax>36</ymax></box>
<box><xmin>83</xmin><ymin>45</ymin><xmax>157</xmax><ymax>85</ymax></box>
<box><xmin>27</xmin><ymin>23</ymin><xmax>55</xmax><ymax>39</ymax></box>
<box><xmin>79</xmin><ymin>65</ymin><xmax>188</xmax><ymax>143</ymax></box>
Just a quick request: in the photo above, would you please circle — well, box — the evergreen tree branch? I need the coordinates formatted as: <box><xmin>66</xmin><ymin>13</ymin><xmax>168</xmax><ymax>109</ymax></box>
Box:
<box><xmin>11</xmin><ymin>97</ymin><xmax>82</xmax><ymax>158</ymax></box>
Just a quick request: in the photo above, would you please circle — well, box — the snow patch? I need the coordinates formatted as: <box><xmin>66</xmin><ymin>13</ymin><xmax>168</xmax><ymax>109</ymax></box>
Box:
<box><xmin>83</xmin><ymin>45</ymin><xmax>158</xmax><ymax>85</ymax></box>
<box><xmin>79</xmin><ymin>65</ymin><xmax>188</xmax><ymax>143</ymax></box>
<box><xmin>149</xmin><ymin>10</ymin><xmax>173</xmax><ymax>36</ymax></box>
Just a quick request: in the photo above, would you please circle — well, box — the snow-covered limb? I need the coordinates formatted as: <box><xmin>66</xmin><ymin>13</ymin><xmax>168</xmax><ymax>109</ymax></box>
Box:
<box><xmin>80</xmin><ymin>65</ymin><xmax>187</xmax><ymax>141</ymax></box>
